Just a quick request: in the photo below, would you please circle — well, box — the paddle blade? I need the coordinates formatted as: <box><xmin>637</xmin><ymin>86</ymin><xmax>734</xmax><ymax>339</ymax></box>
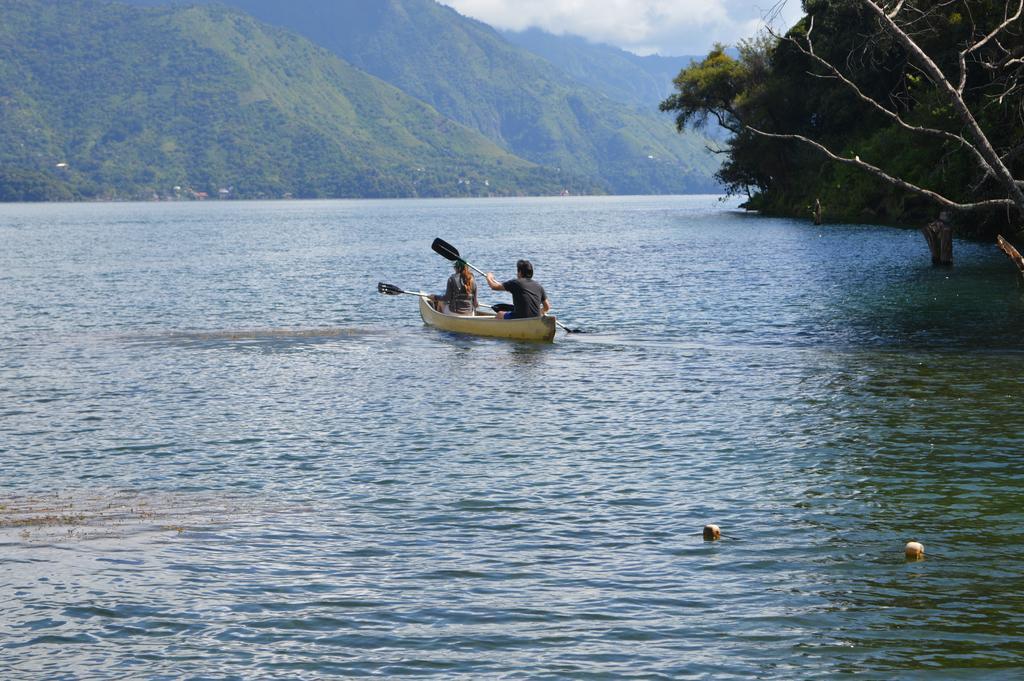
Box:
<box><xmin>377</xmin><ymin>282</ymin><xmax>405</xmax><ymax>296</ymax></box>
<box><xmin>554</xmin><ymin>319</ymin><xmax>586</xmax><ymax>334</ymax></box>
<box><xmin>431</xmin><ymin>237</ymin><xmax>461</xmax><ymax>262</ymax></box>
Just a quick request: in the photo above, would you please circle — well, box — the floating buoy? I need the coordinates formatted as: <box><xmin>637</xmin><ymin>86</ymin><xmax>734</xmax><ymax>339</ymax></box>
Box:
<box><xmin>703</xmin><ymin>524</ymin><xmax>721</xmax><ymax>541</ymax></box>
<box><xmin>905</xmin><ymin>541</ymin><xmax>924</xmax><ymax>560</ymax></box>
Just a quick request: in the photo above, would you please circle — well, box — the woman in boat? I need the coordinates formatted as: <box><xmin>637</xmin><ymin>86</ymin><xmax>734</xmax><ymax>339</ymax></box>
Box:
<box><xmin>431</xmin><ymin>258</ymin><xmax>478</xmax><ymax>315</ymax></box>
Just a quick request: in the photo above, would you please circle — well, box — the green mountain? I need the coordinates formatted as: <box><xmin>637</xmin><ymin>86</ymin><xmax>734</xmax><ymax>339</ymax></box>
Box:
<box><xmin>0</xmin><ymin>0</ymin><xmax>575</xmax><ymax>200</ymax></box>
<box><xmin>133</xmin><ymin>0</ymin><xmax>721</xmax><ymax>194</ymax></box>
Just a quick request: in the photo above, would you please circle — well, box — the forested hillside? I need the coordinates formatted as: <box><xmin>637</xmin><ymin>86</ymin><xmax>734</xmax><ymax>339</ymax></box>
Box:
<box><xmin>136</xmin><ymin>0</ymin><xmax>721</xmax><ymax>194</ymax></box>
<box><xmin>661</xmin><ymin>1</ymin><xmax>1024</xmax><ymax>235</ymax></box>
<box><xmin>0</xmin><ymin>0</ymin><xmax>576</xmax><ymax>201</ymax></box>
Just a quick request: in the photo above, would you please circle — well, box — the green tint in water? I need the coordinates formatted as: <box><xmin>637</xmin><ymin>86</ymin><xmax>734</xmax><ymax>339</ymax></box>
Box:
<box><xmin>1</xmin><ymin>197</ymin><xmax>1022</xmax><ymax>678</ymax></box>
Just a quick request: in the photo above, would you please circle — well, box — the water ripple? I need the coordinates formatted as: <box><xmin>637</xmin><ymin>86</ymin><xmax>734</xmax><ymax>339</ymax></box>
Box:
<box><xmin>2</xmin><ymin>197</ymin><xmax>1024</xmax><ymax>678</ymax></box>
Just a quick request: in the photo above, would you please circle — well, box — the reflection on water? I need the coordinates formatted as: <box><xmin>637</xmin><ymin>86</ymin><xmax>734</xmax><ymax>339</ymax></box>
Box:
<box><xmin>2</xmin><ymin>197</ymin><xmax>1024</xmax><ymax>678</ymax></box>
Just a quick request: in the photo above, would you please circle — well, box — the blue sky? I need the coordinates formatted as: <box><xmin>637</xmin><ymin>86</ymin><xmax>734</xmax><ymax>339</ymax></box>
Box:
<box><xmin>442</xmin><ymin>0</ymin><xmax>804</xmax><ymax>55</ymax></box>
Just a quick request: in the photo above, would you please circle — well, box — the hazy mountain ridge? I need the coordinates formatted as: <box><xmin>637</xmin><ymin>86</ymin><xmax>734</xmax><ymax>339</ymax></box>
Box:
<box><xmin>132</xmin><ymin>0</ymin><xmax>720</xmax><ymax>194</ymax></box>
<box><xmin>501</xmin><ymin>28</ymin><xmax>698</xmax><ymax>113</ymax></box>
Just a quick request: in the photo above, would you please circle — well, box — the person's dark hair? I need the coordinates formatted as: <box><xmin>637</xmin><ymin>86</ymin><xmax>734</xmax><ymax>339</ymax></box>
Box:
<box><xmin>516</xmin><ymin>259</ymin><xmax>533</xmax><ymax>279</ymax></box>
<box><xmin>455</xmin><ymin>259</ymin><xmax>473</xmax><ymax>293</ymax></box>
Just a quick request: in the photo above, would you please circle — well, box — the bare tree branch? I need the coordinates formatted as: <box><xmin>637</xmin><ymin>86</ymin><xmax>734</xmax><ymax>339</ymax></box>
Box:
<box><xmin>710</xmin><ymin>109</ymin><xmax>743</xmax><ymax>135</ymax></box>
<box><xmin>762</xmin><ymin>0</ymin><xmax>790</xmax><ymax>26</ymax></box>
<box><xmin>777</xmin><ymin>19</ymin><xmax>995</xmax><ymax>179</ymax></box>
<box><xmin>886</xmin><ymin>0</ymin><xmax>907</xmax><ymax>20</ymax></box>
<box><xmin>965</xmin><ymin>1</ymin><xmax>1023</xmax><ymax>57</ymax></box>
<box><xmin>862</xmin><ymin>0</ymin><xmax>1024</xmax><ymax>216</ymax></box>
<box><xmin>1004</xmin><ymin>140</ymin><xmax>1024</xmax><ymax>164</ymax></box>
<box><xmin>957</xmin><ymin>0</ymin><xmax>1024</xmax><ymax>94</ymax></box>
<box><xmin>745</xmin><ymin>125</ymin><xmax>1013</xmax><ymax>212</ymax></box>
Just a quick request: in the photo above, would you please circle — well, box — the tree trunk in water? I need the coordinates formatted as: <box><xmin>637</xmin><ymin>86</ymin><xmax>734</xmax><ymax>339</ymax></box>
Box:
<box><xmin>922</xmin><ymin>215</ymin><xmax>953</xmax><ymax>266</ymax></box>
<box><xmin>812</xmin><ymin>198</ymin><xmax>823</xmax><ymax>225</ymax></box>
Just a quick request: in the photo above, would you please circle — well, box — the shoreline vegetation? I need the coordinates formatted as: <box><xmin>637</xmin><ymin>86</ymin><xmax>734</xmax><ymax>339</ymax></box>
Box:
<box><xmin>661</xmin><ymin>1</ymin><xmax>1024</xmax><ymax>249</ymax></box>
<box><xmin>8</xmin><ymin>0</ymin><xmax>1018</xmax><ymax>265</ymax></box>
<box><xmin>0</xmin><ymin>177</ymin><xmax>604</xmax><ymax>204</ymax></box>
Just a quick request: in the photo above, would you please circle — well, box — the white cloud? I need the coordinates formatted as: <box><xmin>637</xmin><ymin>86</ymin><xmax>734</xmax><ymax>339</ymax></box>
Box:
<box><xmin>442</xmin><ymin>0</ymin><xmax>804</xmax><ymax>55</ymax></box>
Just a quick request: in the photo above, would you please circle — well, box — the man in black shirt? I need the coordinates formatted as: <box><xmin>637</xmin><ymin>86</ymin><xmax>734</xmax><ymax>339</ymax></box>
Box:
<box><xmin>485</xmin><ymin>259</ymin><xmax>550</xmax><ymax>319</ymax></box>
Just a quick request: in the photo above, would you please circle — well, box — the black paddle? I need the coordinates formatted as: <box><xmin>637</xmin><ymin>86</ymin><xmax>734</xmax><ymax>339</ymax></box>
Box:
<box><xmin>431</xmin><ymin>238</ymin><xmax>486</xmax><ymax>276</ymax></box>
<box><xmin>379</xmin><ymin>281</ymin><xmax>506</xmax><ymax>319</ymax></box>
<box><xmin>377</xmin><ymin>282</ymin><xmax>429</xmax><ymax>298</ymax></box>
<box><xmin>430</xmin><ymin>238</ymin><xmax>585</xmax><ymax>333</ymax></box>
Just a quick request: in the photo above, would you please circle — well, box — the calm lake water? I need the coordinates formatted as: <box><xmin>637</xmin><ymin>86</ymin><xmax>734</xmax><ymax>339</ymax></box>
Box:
<box><xmin>2</xmin><ymin>195</ymin><xmax>1024</xmax><ymax>678</ymax></box>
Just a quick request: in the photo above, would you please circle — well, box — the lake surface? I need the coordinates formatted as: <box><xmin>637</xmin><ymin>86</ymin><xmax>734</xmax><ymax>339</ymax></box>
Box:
<box><xmin>2</xmin><ymin>195</ymin><xmax>1023</xmax><ymax>678</ymax></box>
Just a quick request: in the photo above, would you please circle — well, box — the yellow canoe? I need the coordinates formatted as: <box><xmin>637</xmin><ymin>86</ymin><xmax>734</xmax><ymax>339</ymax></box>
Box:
<box><xmin>418</xmin><ymin>296</ymin><xmax>556</xmax><ymax>342</ymax></box>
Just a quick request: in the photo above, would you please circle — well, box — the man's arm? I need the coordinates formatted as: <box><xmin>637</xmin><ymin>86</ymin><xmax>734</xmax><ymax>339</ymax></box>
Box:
<box><xmin>542</xmin><ymin>298</ymin><xmax>551</xmax><ymax>314</ymax></box>
<box><xmin>485</xmin><ymin>273</ymin><xmax>505</xmax><ymax>291</ymax></box>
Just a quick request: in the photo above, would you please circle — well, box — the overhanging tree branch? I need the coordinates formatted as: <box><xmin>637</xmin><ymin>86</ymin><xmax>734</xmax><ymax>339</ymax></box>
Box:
<box><xmin>865</xmin><ymin>0</ymin><xmax>1024</xmax><ymax>215</ymax></box>
<box><xmin>958</xmin><ymin>0</ymin><xmax>1024</xmax><ymax>94</ymax></box>
<box><xmin>779</xmin><ymin>17</ymin><xmax>994</xmax><ymax>179</ymax></box>
<box><xmin>660</xmin><ymin>0</ymin><xmax>1024</xmax><ymax>242</ymax></box>
<box><xmin>746</xmin><ymin>125</ymin><xmax>1013</xmax><ymax>211</ymax></box>
<box><xmin>886</xmin><ymin>0</ymin><xmax>908</xmax><ymax>19</ymax></box>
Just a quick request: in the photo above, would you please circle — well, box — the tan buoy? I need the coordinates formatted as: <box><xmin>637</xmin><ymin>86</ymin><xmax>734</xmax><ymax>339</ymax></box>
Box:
<box><xmin>905</xmin><ymin>541</ymin><xmax>924</xmax><ymax>560</ymax></box>
<box><xmin>703</xmin><ymin>524</ymin><xmax>721</xmax><ymax>541</ymax></box>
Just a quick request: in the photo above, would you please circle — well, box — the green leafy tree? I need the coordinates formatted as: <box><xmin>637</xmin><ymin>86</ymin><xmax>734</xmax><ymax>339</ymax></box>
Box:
<box><xmin>662</xmin><ymin>1</ymin><xmax>1024</xmax><ymax>246</ymax></box>
<box><xmin>0</xmin><ymin>167</ymin><xmax>74</xmax><ymax>201</ymax></box>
